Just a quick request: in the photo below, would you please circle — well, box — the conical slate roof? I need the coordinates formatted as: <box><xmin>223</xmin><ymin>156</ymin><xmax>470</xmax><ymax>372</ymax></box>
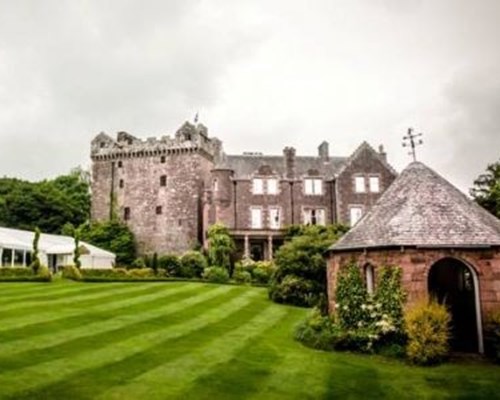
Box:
<box><xmin>331</xmin><ymin>162</ymin><xmax>500</xmax><ymax>251</ymax></box>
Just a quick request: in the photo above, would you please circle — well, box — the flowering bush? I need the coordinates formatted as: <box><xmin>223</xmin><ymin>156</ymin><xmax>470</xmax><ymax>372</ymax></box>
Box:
<box><xmin>297</xmin><ymin>263</ymin><xmax>406</xmax><ymax>354</ymax></box>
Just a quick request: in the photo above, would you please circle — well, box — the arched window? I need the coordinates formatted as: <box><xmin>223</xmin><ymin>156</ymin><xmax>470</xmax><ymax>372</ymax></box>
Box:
<box><xmin>365</xmin><ymin>264</ymin><xmax>375</xmax><ymax>295</ymax></box>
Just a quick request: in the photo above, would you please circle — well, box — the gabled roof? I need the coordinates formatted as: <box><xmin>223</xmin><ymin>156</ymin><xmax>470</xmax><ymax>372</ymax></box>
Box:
<box><xmin>335</xmin><ymin>141</ymin><xmax>397</xmax><ymax>177</ymax></box>
<box><xmin>220</xmin><ymin>154</ymin><xmax>347</xmax><ymax>180</ymax></box>
<box><xmin>0</xmin><ymin>226</ymin><xmax>115</xmax><ymax>258</ymax></box>
<box><xmin>331</xmin><ymin>162</ymin><xmax>500</xmax><ymax>251</ymax></box>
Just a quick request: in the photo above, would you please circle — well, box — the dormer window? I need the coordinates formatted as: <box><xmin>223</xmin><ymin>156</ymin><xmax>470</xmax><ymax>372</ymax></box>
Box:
<box><xmin>100</xmin><ymin>142</ymin><xmax>105</xmax><ymax>148</ymax></box>
<box><xmin>304</xmin><ymin>178</ymin><xmax>322</xmax><ymax>195</ymax></box>
<box><xmin>252</xmin><ymin>178</ymin><xmax>264</xmax><ymax>194</ymax></box>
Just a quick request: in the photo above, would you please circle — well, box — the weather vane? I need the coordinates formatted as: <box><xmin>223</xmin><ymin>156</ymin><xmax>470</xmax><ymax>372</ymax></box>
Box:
<box><xmin>402</xmin><ymin>128</ymin><xmax>423</xmax><ymax>162</ymax></box>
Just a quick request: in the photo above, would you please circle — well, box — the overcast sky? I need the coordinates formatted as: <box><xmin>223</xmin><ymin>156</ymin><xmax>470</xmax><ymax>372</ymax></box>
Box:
<box><xmin>1</xmin><ymin>0</ymin><xmax>499</xmax><ymax>192</ymax></box>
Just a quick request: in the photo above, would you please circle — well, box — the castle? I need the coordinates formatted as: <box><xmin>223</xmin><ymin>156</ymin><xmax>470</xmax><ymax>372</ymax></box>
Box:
<box><xmin>90</xmin><ymin>121</ymin><xmax>397</xmax><ymax>260</ymax></box>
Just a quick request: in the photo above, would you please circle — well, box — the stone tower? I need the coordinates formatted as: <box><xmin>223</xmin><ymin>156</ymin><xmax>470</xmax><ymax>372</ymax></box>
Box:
<box><xmin>90</xmin><ymin>122</ymin><xmax>222</xmax><ymax>255</ymax></box>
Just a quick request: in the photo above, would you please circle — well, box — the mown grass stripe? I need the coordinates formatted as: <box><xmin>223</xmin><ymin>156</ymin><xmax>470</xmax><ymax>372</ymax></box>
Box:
<box><xmin>190</xmin><ymin>308</ymin><xmax>313</xmax><ymax>400</ymax></box>
<box><xmin>0</xmin><ymin>283</ymin><xmax>202</xmax><ymax>344</ymax></box>
<box><xmin>0</xmin><ymin>283</ymin><xmax>235</xmax><ymax>362</ymax></box>
<box><xmin>0</xmin><ymin>282</ymin><xmax>169</xmax><ymax>315</ymax></box>
<box><xmin>0</xmin><ymin>282</ymin><xmax>130</xmax><ymax>305</ymax></box>
<box><xmin>0</xmin><ymin>283</ymin><xmax>57</xmax><ymax>297</ymax></box>
<box><xmin>0</xmin><ymin>283</ymin><xmax>194</xmax><ymax>332</ymax></box>
<box><xmin>0</xmin><ymin>287</ymin><xmax>259</xmax><ymax>398</ymax></box>
<box><xmin>6</xmin><ymin>288</ymin><xmax>269</xmax><ymax>400</ymax></box>
<box><xmin>98</xmin><ymin>303</ymin><xmax>288</xmax><ymax>400</ymax></box>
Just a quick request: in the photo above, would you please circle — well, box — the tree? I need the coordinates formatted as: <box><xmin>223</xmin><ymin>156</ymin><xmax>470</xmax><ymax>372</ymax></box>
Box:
<box><xmin>269</xmin><ymin>224</ymin><xmax>348</xmax><ymax>308</ymax></box>
<box><xmin>31</xmin><ymin>227</ymin><xmax>41</xmax><ymax>273</ymax></box>
<box><xmin>0</xmin><ymin>168</ymin><xmax>91</xmax><ymax>233</ymax></box>
<box><xmin>207</xmin><ymin>224</ymin><xmax>235</xmax><ymax>272</ymax></box>
<box><xmin>470</xmin><ymin>160</ymin><xmax>500</xmax><ymax>218</ymax></box>
<box><xmin>79</xmin><ymin>220</ymin><xmax>136</xmax><ymax>266</ymax></box>
<box><xmin>73</xmin><ymin>228</ymin><xmax>82</xmax><ymax>269</ymax></box>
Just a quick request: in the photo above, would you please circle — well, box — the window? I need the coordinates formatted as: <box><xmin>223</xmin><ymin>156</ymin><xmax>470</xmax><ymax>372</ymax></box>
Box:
<box><xmin>124</xmin><ymin>207</ymin><xmax>131</xmax><ymax>221</ymax></box>
<box><xmin>160</xmin><ymin>175</ymin><xmax>167</xmax><ymax>187</ymax></box>
<box><xmin>100</xmin><ymin>142</ymin><xmax>105</xmax><ymax>148</ymax></box>
<box><xmin>160</xmin><ymin>155</ymin><xmax>166</xmax><ymax>163</ymax></box>
<box><xmin>369</xmin><ymin>176</ymin><xmax>380</xmax><ymax>193</ymax></box>
<box><xmin>213</xmin><ymin>178</ymin><xmax>219</xmax><ymax>192</ymax></box>
<box><xmin>118</xmin><ymin>161</ymin><xmax>123</xmax><ymax>168</ymax></box>
<box><xmin>269</xmin><ymin>207</ymin><xmax>281</xmax><ymax>229</ymax></box>
<box><xmin>252</xmin><ymin>178</ymin><xmax>264</xmax><ymax>194</ymax></box>
<box><xmin>119</xmin><ymin>179</ymin><xmax>124</xmax><ymax>188</ymax></box>
<box><xmin>303</xmin><ymin>208</ymin><xmax>326</xmax><ymax>225</ymax></box>
<box><xmin>365</xmin><ymin>264</ymin><xmax>375</xmax><ymax>294</ymax></box>
<box><xmin>349</xmin><ymin>207</ymin><xmax>363</xmax><ymax>226</ymax></box>
<box><xmin>251</xmin><ymin>208</ymin><xmax>262</xmax><ymax>229</ymax></box>
<box><xmin>267</xmin><ymin>179</ymin><xmax>278</xmax><ymax>195</ymax></box>
<box><xmin>354</xmin><ymin>176</ymin><xmax>365</xmax><ymax>193</ymax></box>
<box><xmin>304</xmin><ymin>178</ymin><xmax>322</xmax><ymax>195</ymax></box>
<box><xmin>156</xmin><ymin>206</ymin><xmax>162</xmax><ymax>215</ymax></box>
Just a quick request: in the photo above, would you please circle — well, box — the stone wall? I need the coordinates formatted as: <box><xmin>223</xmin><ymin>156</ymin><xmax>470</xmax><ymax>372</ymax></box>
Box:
<box><xmin>326</xmin><ymin>247</ymin><xmax>500</xmax><ymax>315</ymax></box>
<box><xmin>90</xmin><ymin>122</ymin><xmax>218</xmax><ymax>256</ymax></box>
<box><xmin>336</xmin><ymin>145</ymin><xmax>397</xmax><ymax>224</ymax></box>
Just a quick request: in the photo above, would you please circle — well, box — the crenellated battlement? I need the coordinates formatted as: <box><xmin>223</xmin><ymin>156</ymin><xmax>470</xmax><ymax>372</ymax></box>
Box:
<box><xmin>90</xmin><ymin>121</ymin><xmax>223</xmax><ymax>162</ymax></box>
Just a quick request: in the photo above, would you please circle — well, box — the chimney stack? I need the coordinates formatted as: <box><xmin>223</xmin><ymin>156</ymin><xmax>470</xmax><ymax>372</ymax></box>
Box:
<box><xmin>283</xmin><ymin>147</ymin><xmax>296</xmax><ymax>179</ymax></box>
<box><xmin>378</xmin><ymin>144</ymin><xmax>387</xmax><ymax>162</ymax></box>
<box><xmin>318</xmin><ymin>141</ymin><xmax>329</xmax><ymax>161</ymax></box>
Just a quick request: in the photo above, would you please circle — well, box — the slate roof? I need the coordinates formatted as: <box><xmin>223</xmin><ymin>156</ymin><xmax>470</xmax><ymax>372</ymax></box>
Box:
<box><xmin>331</xmin><ymin>162</ymin><xmax>500</xmax><ymax>251</ymax></box>
<box><xmin>219</xmin><ymin>155</ymin><xmax>347</xmax><ymax>180</ymax></box>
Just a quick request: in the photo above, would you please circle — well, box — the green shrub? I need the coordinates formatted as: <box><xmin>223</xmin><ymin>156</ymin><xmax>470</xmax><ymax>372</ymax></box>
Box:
<box><xmin>158</xmin><ymin>254</ymin><xmax>182</xmax><ymax>276</ymax></box>
<box><xmin>252</xmin><ymin>261</ymin><xmax>276</xmax><ymax>284</ymax></box>
<box><xmin>335</xmin><ymin>263</ymin><xmax>368</xmax><ymax>330</ymax></box>
<box><xmin>294</xmin><ymin>308</ymin><xmax>342</xmax><ymax>351</ymax></box>
<box><xmin>131</xmin><ymin>258</ymin><xmax>146</xmax><ymax>269</ymax></box>
<box><xmin>0</xmin><ymin>266</ymin><xmax>51</xmax><ymax>282</ymax></box>
<box><xmin>484</xmin><ymin>309</ymin><xmax>500</xmax><ymax>363</ymax></box>
<box><xmin>269</xmin><ymin>224</ymin><xmax>347</xmax><ymax>307</ymax></box>
<box><xmin>269</xmin><ymin>275</ymin><xmax>320</xmax><ymax>307</ymax></box>
<box><xmin>374</xmin><ymin>266</ymin><xmax>406</xmax><ymax>334</ymax></box>
<box><xmin>62</xmin><ymin>265</ymin><xmax>82</xmax><ymax>281</ymax></box>
<box><xmin>180</xmin><ymin>251</ymin><xmax>207</xmax><ymax>278</ymax></box>
<box><xmin>202</xmin><ymin>266</ymin><xmax>229</xmax><ymax>283</ymax></box>
<box><xmin>36</xmin><ymin>265</ymin><xmax>52</xmax><ymax>282</ymax></box>
<box><xmin>405</xmin><ymin>299</ymin><xmax>451</xmax><ymax>365</ymax></box>
<box><xmin>233</xmin><ymin>269</ymin><xmax>252</xmax><ymax>284</ymax></box>
<box><xmin>80</xmin><ymin>268</ymin><xmax>129</xmax><ymax>279</ymax></box>
<box><xmin>0</xmin><ymin>267</ymin><xmax>34</xmax><ymax>278</ymax></box>
<box><xmin>128</xmin><ymin>268</ymin><xmax>154</xmax><ymax>278</ymax></box>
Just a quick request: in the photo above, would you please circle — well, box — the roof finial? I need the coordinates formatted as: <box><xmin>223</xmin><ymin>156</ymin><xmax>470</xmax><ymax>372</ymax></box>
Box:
<box><xmin>194</xmin><ymin>112</ymin><xmax>199</xmax><ymax>124</ymax></box>
<box><xmin>402</xmin><ymin>128</ymin><xmax>423</xmax><ymax>162</ymax></box>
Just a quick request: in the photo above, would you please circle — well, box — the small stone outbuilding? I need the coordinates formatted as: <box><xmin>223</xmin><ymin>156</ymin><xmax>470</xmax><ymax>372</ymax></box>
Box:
<box><xmin>326</xmin><ymin>162</ymin><xmax>500</xmax><ymax>353</ymax></box>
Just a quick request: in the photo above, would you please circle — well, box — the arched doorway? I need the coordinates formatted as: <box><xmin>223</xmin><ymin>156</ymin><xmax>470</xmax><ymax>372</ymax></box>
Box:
<box><xmin>428</xmin><ymin>257</ymin><xmax>483</xmax><ymax>353</ymax></box>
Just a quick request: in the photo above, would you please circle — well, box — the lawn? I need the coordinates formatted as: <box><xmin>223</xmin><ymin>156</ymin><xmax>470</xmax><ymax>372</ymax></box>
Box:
<box><xmin>0</xmin><ymin>282</ymin><xmax>499</xmax><ymax>399</ymax></box>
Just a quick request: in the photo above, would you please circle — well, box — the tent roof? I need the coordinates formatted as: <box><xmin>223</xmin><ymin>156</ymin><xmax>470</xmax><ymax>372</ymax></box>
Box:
<box><xmin>0</xmin><ymin>226</ymin><xmax>115</xmax><ymax>258</ymax></box>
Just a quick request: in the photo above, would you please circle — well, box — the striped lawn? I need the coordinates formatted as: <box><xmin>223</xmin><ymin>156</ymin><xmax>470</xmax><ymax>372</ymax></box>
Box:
<box><xmin>1</xmin><ymin>283</ymin><xmax>499</xmax><ymax>399</ymax></box>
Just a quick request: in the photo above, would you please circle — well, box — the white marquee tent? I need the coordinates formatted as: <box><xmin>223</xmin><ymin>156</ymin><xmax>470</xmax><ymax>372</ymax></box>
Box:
<box><xmin>0</xmin><ymin>226</ymin><xmax>115</xmax><ymax>270</ymax></box>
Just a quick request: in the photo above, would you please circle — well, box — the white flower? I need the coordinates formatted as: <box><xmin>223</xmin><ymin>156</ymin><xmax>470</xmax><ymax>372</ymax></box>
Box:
<box><xmin>361</xmin><ymin>304</ymin><xmax>367</xmax><ymax>310</ymax></box>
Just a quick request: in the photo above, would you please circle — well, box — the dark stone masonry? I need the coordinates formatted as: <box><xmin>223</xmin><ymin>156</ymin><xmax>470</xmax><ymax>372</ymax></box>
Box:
<box><xmin>90</xmin><ymin>121</ymin><xmax>397</xmax><ymax>258</ymax></box>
